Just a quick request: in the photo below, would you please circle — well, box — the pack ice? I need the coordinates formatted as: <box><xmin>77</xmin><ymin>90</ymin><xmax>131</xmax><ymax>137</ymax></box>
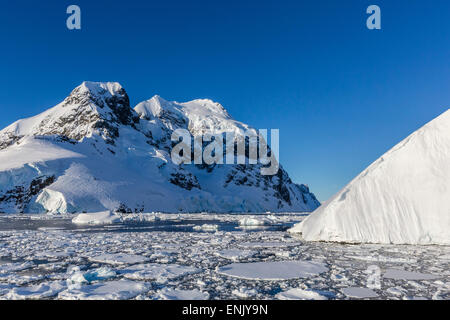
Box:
<box><xmin>0</xmin><ymin>81</ymin><xmax>319</xmax><ymax>214</ymax></box>
<box><xmin>290</xmin><ymin>109</ymin><xmax>450</xmax><ymax>245</ymax></box>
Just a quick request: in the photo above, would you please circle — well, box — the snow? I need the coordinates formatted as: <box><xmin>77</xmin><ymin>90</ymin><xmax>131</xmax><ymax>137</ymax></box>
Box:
<box><xmin>58</xmin><ymin>280</ymin><xmax>147</xmax><ymax>300</ymax></box>
<box><xmin>153</xmin><ymin>288</ymin><xmax>210</xmax><ymax>300</ymax></box>
<box><xmin>72</xmin><ymin>211</ymin><xmax>121</xmax><ymax>225</ymax></box>
<box><xmin>216</xmin><ymin>260</ymin><xmax>328</xmax><ymax>280</ymax></box>
<box><xmin>0</xmin><ymin>137</ymin><xmax>83</xmax><ymax>171</ymax></box>
<box><xmin>81</xmin><ymin>81</ymin><xmax>124</xmax><ymax>98</ymax></box>
<box><xmin>341</xmin><ymin>287</ymin><xmax>379</xmax><ymax>298</ymax></box>
<box><xmin>134</xmin><ymin>95</ymin><xmax>183</xmax><ymax>121</ymax></box>
<box><xmin>275</xmin><ymin>288</ymin><xmax>329</xmax><ymax>300</ymax></box>
<box><xmin>290</xmin><ymin>109</ymin><xmax>450</xmax><ymax>245</ymax></box>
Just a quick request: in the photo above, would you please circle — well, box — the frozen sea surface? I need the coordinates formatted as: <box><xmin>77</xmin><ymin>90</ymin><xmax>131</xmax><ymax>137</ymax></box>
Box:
<box><xmin>0</xmin><ymin>213</ymin><xmax>448</xmax><ymax>300</ymax></box>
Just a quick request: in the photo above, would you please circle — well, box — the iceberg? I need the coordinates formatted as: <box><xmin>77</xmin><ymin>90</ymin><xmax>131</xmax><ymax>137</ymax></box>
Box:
<box><xmin>290</xmin><ymin>109</ymin><xmax>450</xmax><ymax>245</ymax></box>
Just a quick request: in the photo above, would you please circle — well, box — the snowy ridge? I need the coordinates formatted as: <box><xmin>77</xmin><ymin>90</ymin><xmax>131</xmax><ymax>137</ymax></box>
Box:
<box><xmin>290</xmin><ymin>109</ymin><xmax>450</xmax><ymax>245</ymax></box>
<box><xmin>0</xmin><ymin>81</ymin><xmax>319</xmax><ymax>213</ymax></box>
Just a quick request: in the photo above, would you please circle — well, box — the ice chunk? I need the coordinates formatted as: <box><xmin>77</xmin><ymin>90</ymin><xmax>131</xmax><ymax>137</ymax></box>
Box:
<box><xmin>232</xmin><ymin>287</ymin><xmax>258</xmax><ymax>298</ymax></box>
<box><xmin>193</xmin><ymin>224</ymin><xmax>219</xmax><ymax>232</ymax></box>
<box><xmin>239</xmin><ymin>217</ymin><xmax>269</xmax><ymax>226</ymax></box>
<box><xmin>72</xmin><ymin>211</ymin><xmax>121</xmax><ymax>225</ymax></box>
<box><xmin>67</xmin><ymin>266</ymin><xmax>116</xmax><ymax>288</ymax></box>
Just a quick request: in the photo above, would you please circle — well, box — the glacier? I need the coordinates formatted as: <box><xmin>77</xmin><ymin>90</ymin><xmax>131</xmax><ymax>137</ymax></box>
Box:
<box><xmin>289</xmin><ymin>109</ymin><xmax>450</xmax><ymax>245</ymax></box>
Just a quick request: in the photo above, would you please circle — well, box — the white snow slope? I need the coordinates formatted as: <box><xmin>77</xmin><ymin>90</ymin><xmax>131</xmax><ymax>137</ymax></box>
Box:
<box><xmin>290</xmin><ymin>109</ymin><xmax>450</xmax><ymax>245</ymax></box>
<box><xmin>0</xmin><ymin>82</ymin><xmax>319</xmax><ymax>213</ymax></box>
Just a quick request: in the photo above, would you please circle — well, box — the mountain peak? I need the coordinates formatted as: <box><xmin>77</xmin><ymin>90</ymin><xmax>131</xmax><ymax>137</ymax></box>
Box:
<box><xmin>76</xmin><ymin>81</ymin><xmax>125</xmax><ymax>97</ymax></box>
<box><xmin>180</xmin><ymin>99</ymin><xmax>231</xmax><ymax>119</ymax></box>
<box><xmin>63</xmin><ymin>81</ymin><xmax>137</xmax><ymax>128</ymax></box>
<box><xmin>0</xmin><ymin>81</ymin><xmax>139</xmax><ymax>147</ymax></box>
<box><xmin>65</xmin><ymin>81</ymin><xmax>129</xmax><ymax>109</ymax></box>
<box><xmin>134</xmin><ymin>95</ymin><xmax>180</xmax><ymax>120</ymax></box>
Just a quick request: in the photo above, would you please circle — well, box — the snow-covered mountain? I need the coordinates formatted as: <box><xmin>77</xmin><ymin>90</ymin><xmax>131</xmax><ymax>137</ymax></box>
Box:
<box><xmin>0</xmin><ymin>81</ymin><xmax>320</xmax><ymax>214</ymax></box>
<box><xmin>290</xmin><ymin>109</ymin><xmax>450</xmax><ymax>245</ymax></box>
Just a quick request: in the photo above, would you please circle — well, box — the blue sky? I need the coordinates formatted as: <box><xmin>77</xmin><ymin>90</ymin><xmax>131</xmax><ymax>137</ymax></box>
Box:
<box><xmin>0</xmin><ymin>0</ymin><xmax>449</xmax><ymax>202</ymax></box>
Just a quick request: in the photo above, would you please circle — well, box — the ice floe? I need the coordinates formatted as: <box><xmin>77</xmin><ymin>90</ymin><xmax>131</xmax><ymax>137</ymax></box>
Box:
<box><xmin>341</xmin><ymin>287</ymin><xmax>379</xmax><ymax>298</ymax></box>
<box><xmin>88</xmin><ymin>253</ymin><xmax>148</xmax><ymax>265</ymax></box>
<box><xmin>0</xmin><ymin>261</ymin><xmax>34</xmax><ymax>274</ymax></box>
<box><xmin>214</xmin><ymin>249</ymin><xmax>256</xmax><ymax>261</ymax></box>
<box><xmin>58</xmin><ymin>280</ymin><xmax>148</xmax><ymax>300</ymax></box>
<box><xmin>384</xmin><ymin>269</ymin><xmax>439</xmax><ymax>280</ymax></box>
<box><xmin>216</xmin><ymin>260</ymin><xmax>328</xmax><ymax>280</ymax></box>
<box><xmin>5</xmin><ymin>281</ymin><xmax>66</xmax><ymax>300</ymax></box>
<box><xmin>0</xmin><ymin>283</ymin><xmax>14</xmax><ymax>296</ymax></box>
<box><xmin>153</xmin><ymin>287</ymin><xmax>210</xmax><ymax>300</ymax></box>
<box><xmin>275</xmin><ymin>288</ymin><xmax>329</xmax><ymax>300</ymax></box>
<box><xmin>118</xmin><ymin>263</ymin><xmax>201</xmax><ymax>283</ymax></box>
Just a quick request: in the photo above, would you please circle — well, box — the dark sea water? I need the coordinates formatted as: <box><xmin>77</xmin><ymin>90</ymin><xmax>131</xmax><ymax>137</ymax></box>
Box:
<box><xmin>0</xmin><ymin>215</ymin><xmax>291</xmax><ymax>233</ymax></box>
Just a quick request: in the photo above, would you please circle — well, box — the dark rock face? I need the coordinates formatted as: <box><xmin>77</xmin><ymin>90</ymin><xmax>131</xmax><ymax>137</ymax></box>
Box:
<box><xmin>0</xmin><ymin>133</ymin><xmax>23</xmax><ymax>150</ymax></box>
<box><xmin>53</xmin><ymin>84</ymin><xmax>139</xmax><ymax>143</ymax></box>
<box><xmin>0</xmin><ymin>176</ymin><xmax>55</xmax><ymax>213</ymax></box>
<box><xmin>170</xmin><ymin>171</ymin><xmax>201</xmax><ymax>191</ymax></box>
<box><xmin>29</xmin><ymin>176</ymin><xmax>56</xmax><ymax>197</ymax></box>
<box><xmin>222</xmin><ymin>163</ymin><xmax>320</xmax><ymax>210</ymax></box>
<box><xmin>64</xmin><ymin>84</ymin><xmax>135</xmax><ymax>123</ymax></box>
